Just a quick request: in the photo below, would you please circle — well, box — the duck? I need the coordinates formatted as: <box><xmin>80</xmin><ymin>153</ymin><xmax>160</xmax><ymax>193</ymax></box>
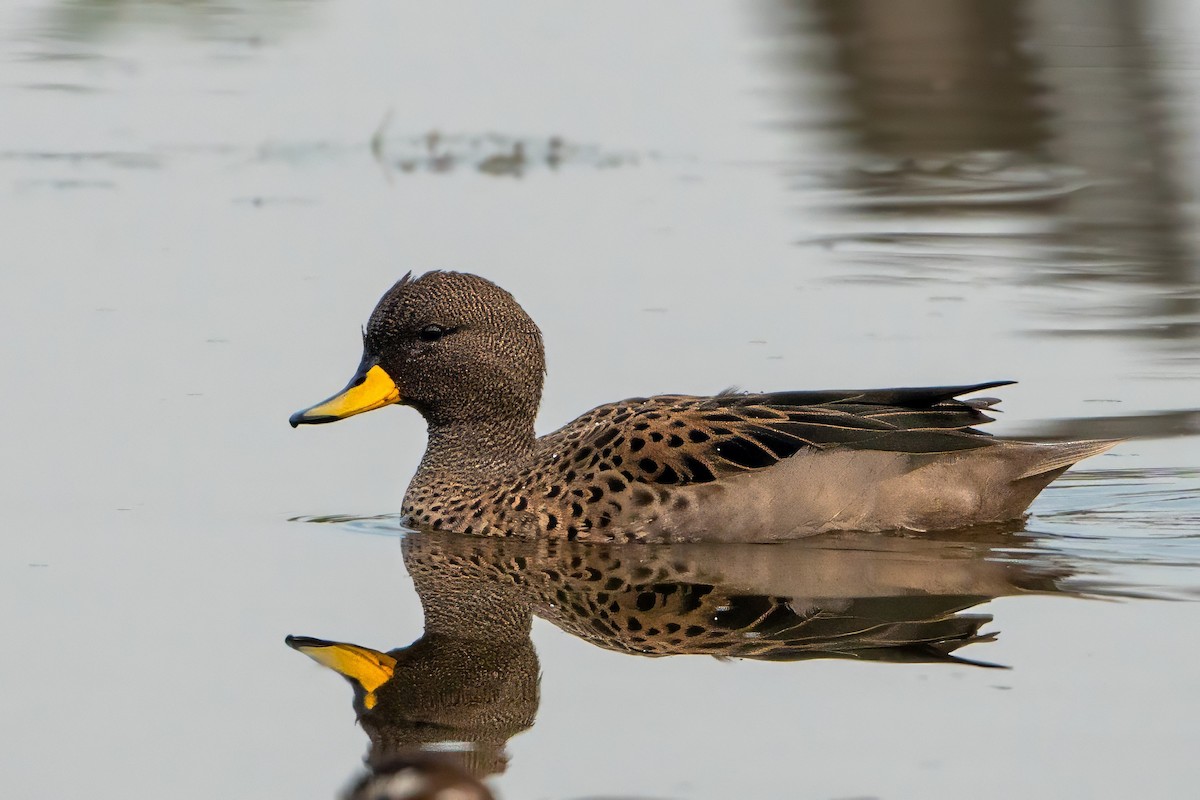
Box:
<box><xmin>289</xmin><ymin>271</ymin><xmax>1117</xmax><ymax>542</ymax></box>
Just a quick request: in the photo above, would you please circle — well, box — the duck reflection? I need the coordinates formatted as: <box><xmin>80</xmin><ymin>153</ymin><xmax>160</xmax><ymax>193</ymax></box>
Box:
<box><xmin>288</xmin><ymin>526</ymin><xmax>1083</xmax><ymax>791</ymax></box>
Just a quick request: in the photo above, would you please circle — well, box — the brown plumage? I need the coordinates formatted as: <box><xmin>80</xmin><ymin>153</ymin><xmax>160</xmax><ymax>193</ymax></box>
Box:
<box><xmin>290</xmin><ymin>271</ymin><xmax>1118</xmax><ymax>541</ymax></box>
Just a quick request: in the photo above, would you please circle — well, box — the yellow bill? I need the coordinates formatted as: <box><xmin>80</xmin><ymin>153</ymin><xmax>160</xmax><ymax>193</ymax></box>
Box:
<box><xmin>289</xmin><ymin>361</ymin><xmax>400</xmax><ymax>427</ymax></box>
<box><xmin>285</xmin><ymin>635</ymin><xmax>397</xmax><ymax>710</ymax></box>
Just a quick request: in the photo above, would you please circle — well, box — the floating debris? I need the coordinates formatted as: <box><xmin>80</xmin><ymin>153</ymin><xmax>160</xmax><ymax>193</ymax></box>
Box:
<box><xmin>375</xmin><ymin>130</ymin><xmax>647</xmax><ymax>177</ymax></box>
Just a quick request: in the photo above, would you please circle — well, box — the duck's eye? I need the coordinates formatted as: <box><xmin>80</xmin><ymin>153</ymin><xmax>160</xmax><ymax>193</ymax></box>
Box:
<box><xmin>418</xmin><ymin>324</ymin><xmax>448</xmax><ymax>342</ymax></box>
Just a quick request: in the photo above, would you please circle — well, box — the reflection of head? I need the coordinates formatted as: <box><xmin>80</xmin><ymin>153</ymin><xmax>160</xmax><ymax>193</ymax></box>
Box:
<box><xmin>287</xmin><ymin>549</ymin><xmax>539</xmax><ymax>781</ymax></box>
<box><xmin>362</xmin><ymin>632</ymin><xmax>538</xmax><ymax>777</ymax></box>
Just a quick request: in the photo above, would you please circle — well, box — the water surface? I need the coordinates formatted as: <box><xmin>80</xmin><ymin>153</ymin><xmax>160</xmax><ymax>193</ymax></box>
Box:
<box><xmin>3</xmin><ymin>2</ymin><xmax>1199</xmax><ymax>798</ymax></box>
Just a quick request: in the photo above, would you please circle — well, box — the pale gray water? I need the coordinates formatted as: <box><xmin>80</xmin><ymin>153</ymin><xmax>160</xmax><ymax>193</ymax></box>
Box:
<box><xmin>2</xmin><ymin>2</ymin><xmax>1199</xmax><ymax>798</ymax></box>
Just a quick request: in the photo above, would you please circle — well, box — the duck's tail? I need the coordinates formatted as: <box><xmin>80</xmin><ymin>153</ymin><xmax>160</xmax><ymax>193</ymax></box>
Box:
<box><xmin>1016</xmin><ymin>439</ymin><xmax>1122</xmax><ymax>480</ymax></box>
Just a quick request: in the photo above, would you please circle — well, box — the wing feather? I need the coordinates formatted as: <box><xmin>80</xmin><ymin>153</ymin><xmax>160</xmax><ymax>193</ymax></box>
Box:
<box><xmin>559</xmin><ymin>382</ymin><xmax>1016</xmax><ymax>487</ymax></box>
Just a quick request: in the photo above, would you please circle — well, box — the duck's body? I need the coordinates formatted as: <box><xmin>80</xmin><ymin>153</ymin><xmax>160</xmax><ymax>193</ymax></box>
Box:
<box><xmin>401</xmin><ymin>387</ymin><xmax>1113</xmax><ymax>542</ymax></box>
<box><xmin>291</xmin><ymin>271</ymin><xmax>1117</xmax><ymax>542</ymax></box>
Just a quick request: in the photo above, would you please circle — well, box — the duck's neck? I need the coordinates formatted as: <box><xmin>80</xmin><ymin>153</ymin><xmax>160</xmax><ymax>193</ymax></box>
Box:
<box><xmin>413</xmin><ymin>416</ymin><xmax>537</xmax><ymax>489</ymax></box>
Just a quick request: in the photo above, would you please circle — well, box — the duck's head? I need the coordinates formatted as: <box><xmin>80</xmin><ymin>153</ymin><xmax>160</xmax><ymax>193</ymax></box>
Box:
<box><xmin>290</xmin><ymin>272</ymin><xmax>544</xmax><ymax>429</ymax></box>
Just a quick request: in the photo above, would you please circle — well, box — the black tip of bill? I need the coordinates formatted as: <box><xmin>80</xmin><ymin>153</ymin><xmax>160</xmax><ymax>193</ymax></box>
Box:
<box><xmin>288</xmin><ymin>409</ymin><xmax>338</xmax><ymax>428</ymax></box>
<box><xmin>284</xmin><ymin>634</ymin><xmax>325</xmax><ymax>650</ymax></box>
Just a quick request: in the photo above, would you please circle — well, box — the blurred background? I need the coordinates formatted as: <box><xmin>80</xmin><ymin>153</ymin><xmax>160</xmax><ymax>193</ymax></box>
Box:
<box><xmin>2</xmin><ymin>2</ymin><xmax>1198</xmax><ymax>799</ymax></box>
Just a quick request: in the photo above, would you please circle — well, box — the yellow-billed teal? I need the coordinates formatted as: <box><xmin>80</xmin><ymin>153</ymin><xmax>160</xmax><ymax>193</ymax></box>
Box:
<box><xmin>289</xmin><ymin>271</ymin><xmax>1117</xmax><ymax>541</ymax></box>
